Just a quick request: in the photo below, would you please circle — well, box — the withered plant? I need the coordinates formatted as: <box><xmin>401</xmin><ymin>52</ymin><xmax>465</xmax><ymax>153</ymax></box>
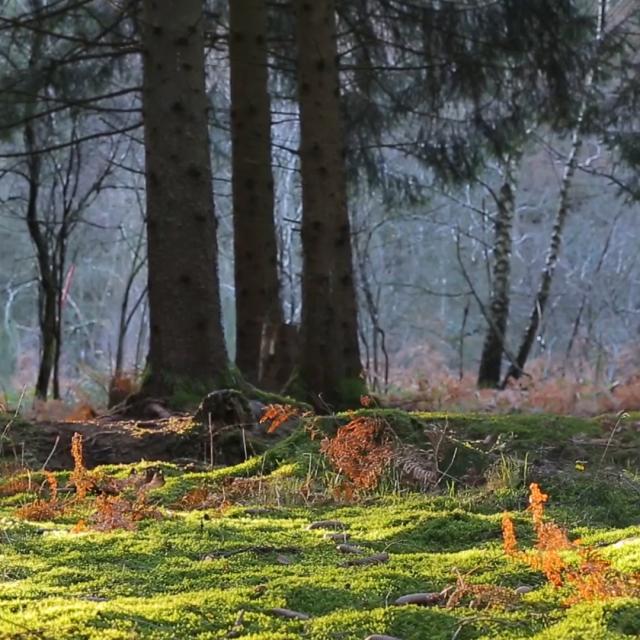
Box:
<box><xmin>503</xmin><ymin>483</ymin><xmax>640</xmax><ymax>602</ymax></box>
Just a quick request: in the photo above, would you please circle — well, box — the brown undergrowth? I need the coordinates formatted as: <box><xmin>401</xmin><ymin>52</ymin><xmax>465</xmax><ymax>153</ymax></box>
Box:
<box><xmin>320</xmin><ymin>415</ymin><xmax>393</xmax><ymax>492</ymax></box>
<box><xmin>13</xmin><ymin>433</ymin><xmax>162</xmax><ymax>530</ymax></box>
<box><xmin>502</xmin><ymin>483</ymin><xmax>640</xmax><ymax>603</ymax></box>
<box><xmin>389</xmin><ymin>346</ymin><xmax>640</xmax><ymax>415</ymax></box>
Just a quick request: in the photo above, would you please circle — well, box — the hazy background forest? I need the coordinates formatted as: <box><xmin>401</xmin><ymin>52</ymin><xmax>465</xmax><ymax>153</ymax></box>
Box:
<box><xmin>2</xmin><ymin>0</ymin><xmax>640</xmax><ymax>413</ymax></box>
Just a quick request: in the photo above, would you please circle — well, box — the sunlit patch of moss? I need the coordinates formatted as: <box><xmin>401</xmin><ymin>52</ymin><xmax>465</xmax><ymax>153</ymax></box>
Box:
<box><xmin>531</xmin><ymin>599</ymin><xmax>640</xmax><ymax>639</ymax></box>
<box><xmin>2</xmin><ymin>418</ymin><xmax>640</xmax><ymax>639</ymax></box>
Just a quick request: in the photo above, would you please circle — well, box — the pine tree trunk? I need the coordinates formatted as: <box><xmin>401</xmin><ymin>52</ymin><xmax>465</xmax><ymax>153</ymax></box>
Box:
<box><xmin>229</xmin><ymin>0</ymin><xmax>283</xmax><ymax>386</ymax></box>
<box><xmin>295</xmin><ymin>0</ymin><xmax>363</xmax><ymax>408</ymax></box>
<box><xmin>140</xmin><ymin>0</ymin><xmax>228</xmax><ymax>397</ymax></box>
<box><xmin>477</xmin><ymin>170</ymin><xmax>516</xmax><ymax>388</ymax></box>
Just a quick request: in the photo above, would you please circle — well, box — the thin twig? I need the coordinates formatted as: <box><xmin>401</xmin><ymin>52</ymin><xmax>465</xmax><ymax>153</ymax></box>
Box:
<box><xmin>41</xmin><ymin>435</ymin><xmax>60</xmax><ymax>471</ymax></box>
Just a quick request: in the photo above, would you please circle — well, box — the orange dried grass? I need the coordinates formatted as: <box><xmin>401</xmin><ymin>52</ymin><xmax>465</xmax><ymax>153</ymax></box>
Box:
<box><xmin>175</xmin><ymin>486</ymin><xmax>212</xmax><ymax>510</ymax></box>
<box><xmin>15</xmin><ymin>471</ymin><xmax>63</xmax><ymax>521</ymax></box>
<box><xmin>0</xmin><ymin>475</ymin><xmax>32</xmax><ymax>497</ymax></box>
<box><xmin>90</xmin><ymin>494</ymin><xmax>161</xmax><ymax>532</ymax></box>
<box><xmin>388</xmin><ymin>347</ymin><xmax>640</xmax><ymax>416</ymax></box>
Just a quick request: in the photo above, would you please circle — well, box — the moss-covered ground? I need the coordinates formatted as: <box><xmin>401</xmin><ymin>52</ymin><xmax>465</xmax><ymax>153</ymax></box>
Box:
<box><xmin>1</xmin><ymin>411</ymin><xmax>639</xmax><ymax>639</ymax></box>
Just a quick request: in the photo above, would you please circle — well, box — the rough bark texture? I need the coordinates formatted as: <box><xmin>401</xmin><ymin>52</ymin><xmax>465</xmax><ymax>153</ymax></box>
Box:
<box><xmin>141</xmin><ymin>0</ymin><xmax>228</xmax><ymax>396</ymax></box>
<box><xmin>295</xmin><ymin>0</ymin><xmax>363</xmax><ymax>409</ymax></box>
<box><xmin>230</xmin><ymin>0</ymin><xmax>283</xmax><ymax>386</ymax></box>
<box><xmin>477</xmin><ymin>173</ymin><xmax>516</xmax><ymax>388</ymax></box>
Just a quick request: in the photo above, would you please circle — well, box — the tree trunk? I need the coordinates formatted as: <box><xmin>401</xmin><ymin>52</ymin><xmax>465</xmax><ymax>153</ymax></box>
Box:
<box><xmin>229</xmin><ymin>0</ymin><xmax>283</xmax><ymax>387</ymax></box>
<box><xmin>502</xmin><ymin>0</ymin><xmax>607</xmax><ymax>387</ymax></box>
<box><xmin>503</xmin><ymin>130</ymin><xmax>582</xmax><ymax>385</ymax></box>
<box><xmin>24</xmin><ymin>122</ymin><xmax>57</xmax><ymax>401</ymax></box>
<box><xmin>477</xmin><ymin>170</ymin><xmax>516</xmax><ymax>388</ymax></box>
<box><xmin>22</xmin><ymin>1</ymin><xmax>57</xmax><ymax>401</ymax></box>
<box><xmin>140</xmin><ymin>0</ymin><xmax>228</xmax><ymax>397</ymax></box>
<box><xmin>295</xmin><ymin>0</ymin><xmax>363</xmax><ymax>409</ymax></box>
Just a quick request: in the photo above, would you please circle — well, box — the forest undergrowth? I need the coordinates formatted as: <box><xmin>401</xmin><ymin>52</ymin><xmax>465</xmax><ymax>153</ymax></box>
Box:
<box><xmin>387</xmin><ymin>348</ymin><xmax>640</xmax><ymax>416</ymax></box>
<box><xmin>1</xmin><ymin>403</ymin><xmax>640</xmax><ymax>639</ymax></box>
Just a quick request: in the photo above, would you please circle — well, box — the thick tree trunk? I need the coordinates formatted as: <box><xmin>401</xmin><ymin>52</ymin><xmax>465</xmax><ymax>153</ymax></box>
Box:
<box><xmin>229</xmin><ymin>0</ymin><xmax>283</xmax><ymax>387</ymax></box>
<box><xmin>295</xmin><ymin>0</ymin><xmax>363</xmax><ymax>408</ymax></box>
<box><xmin>140</xmin><ymin>0</ymin><xmax>228</xmax><ymax>397</ymax></box>
<box><xmin>477</xmin><ymin>171</ymin><xmax>516</xmax><ymax>388</ymax></box>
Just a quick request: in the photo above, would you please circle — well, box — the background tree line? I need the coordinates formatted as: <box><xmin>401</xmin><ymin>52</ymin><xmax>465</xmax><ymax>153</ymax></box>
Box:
<box><xmin>0</xmin><ymin>0</ymin><xmax>639</xmax><ymax>409</ymax></box>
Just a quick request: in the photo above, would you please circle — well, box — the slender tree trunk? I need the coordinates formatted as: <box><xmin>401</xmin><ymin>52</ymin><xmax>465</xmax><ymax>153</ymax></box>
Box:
<box><xmin>477</xmin><ymin>168</ymin><xmax>516</xmax><ymax>388</ymax></box>
<box><xmin>229</xmin><ymin>0</ymin><xmax>283</xmax><ymax>386</ymax></box>
<box><xmin>295</xmin><ymin>0</ymin><xmax>363</xmax><ymax>408</ymax></box>
<box><xmin>52</xmin><ymin>229</ymin><xmax>67</xmax><ymax>400</ymax></box>
<box><xmin>503</xmin><ymin>0</ymin><xmax>608</xmax><ymax>387</ymax></box>
<box><xmin>24</xmin><ymin>121</ymin><xmax>57</xmax><ymax>401</ymax></box>
<box><xmin>503</xmin><ymin>129</ymin><xmax>582</xmax><ymax>385</ymax></box>
<box><xmin>23</xmin><ymin>0</ymin><xmax>57</xmax><ymax>401</ymax></box>
<box><xmin>140</xmin><ymin>0</ymin><xmax>228</xmax><ymax>397</ymax></box>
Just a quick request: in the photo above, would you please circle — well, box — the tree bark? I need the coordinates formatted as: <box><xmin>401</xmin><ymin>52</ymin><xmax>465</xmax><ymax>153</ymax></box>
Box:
<box><xmin>229</xmin><ymin>0</ymin><xmax>283</xmax><ymax>387</ymax></box>
<box><xmin>295</xmin><ymin>0</ymin><xmax>363</xmax><ymax>408</ymax></box>
<box><xmin>502</xmin><ymin>0</ymin><xmax>608</xmax><ymax>387</ymax></box>
<box><xmin>140</xmin><ymin>0</ymin><xmax>228</xmax><ymax>397</ymax></box>
<box><xmin>477</xmin><ymin>169</ymin><xmax>516</xmax><ymax>388</ymax></box>
<box><xmin>502</xmin><ymin>136</ymin><xmax>580</xmax><ymax>385</ymax></box>
<box><xmin>22</xmin><ymin>0</ymin><xmax>57</xmax><ymax>401</ymax></box>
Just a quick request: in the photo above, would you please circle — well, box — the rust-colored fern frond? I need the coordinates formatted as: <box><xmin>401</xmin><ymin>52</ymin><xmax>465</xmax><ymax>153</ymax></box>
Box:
<box><xmin>44</xmin><ymin>471</ymin><xmax>58</xmax><ymax>502</ymax></box>
<box><xmin>90</xmin><ymin>494</ymin><xmax>162</xmax><ymax>532</ymax></box>
<box><xmin>503</xmin><ymin>483</ymin><xmax>640</xmax><ymax>601</ymax></box>
<box><xmin>528</xmin><ymin>482</ymin><xmax>548</xmax><ymax>530</ymax></box>
<box><xmin>15</xmin><ymin>471</ymin><xmax>63</xmax><ymax>522</ymax></box>
<box><xmin>259</xmin><ymin>404</ymin><xmax>301</xmax><ymax>434</ymax></box>
<box><xmin>320</xmin><ymin>416</ymin><xmax>393</xmax><ymax>490</ymax></box>
<box><xmin>501</xmin><ymin>513</ymin><xmax>518</xmax><ymax>556</ymax></box>
<box><xmin>70</xmin><ymin>432</ymin><xmax>93</xmax><ymax>500</ymax></box>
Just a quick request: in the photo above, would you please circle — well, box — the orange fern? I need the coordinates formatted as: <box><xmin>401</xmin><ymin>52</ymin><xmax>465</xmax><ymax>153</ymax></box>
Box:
<box><xmin>503</xmin><ymin>483</ymin><xmax>640</xmax><ymax>601</ymax></box>
<box><xmin>70</xmin><ymin>432</ymin><xmax>92</xmax><ymax>500</ymax></box>
<box><xmin>260</xmin><ymin>404</ymin><xmax>301</xmax><ymax>434</ymax></box>
<box><xmin>320</xmin><ymin>416</ymin><xmax>393</xmax><ymax>490</ymax></box>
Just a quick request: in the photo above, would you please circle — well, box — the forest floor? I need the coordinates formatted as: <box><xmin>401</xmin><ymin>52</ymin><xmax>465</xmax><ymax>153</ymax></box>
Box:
<box><xmin>1</xmin><ymin>410</ymin><xmax>640</xmax><ymax>639</ymax></box>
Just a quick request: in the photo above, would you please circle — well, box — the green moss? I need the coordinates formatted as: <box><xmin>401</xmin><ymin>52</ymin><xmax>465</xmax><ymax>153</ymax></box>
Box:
<box><xmin>335</xmin><ymin>376</ymin><xmax>368</xmax><ymax>409</ymax></box>
<box><xmin>2</xmin><ymin>411</ymin><xmax>640</xmax><ymax>639</ymax></box>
